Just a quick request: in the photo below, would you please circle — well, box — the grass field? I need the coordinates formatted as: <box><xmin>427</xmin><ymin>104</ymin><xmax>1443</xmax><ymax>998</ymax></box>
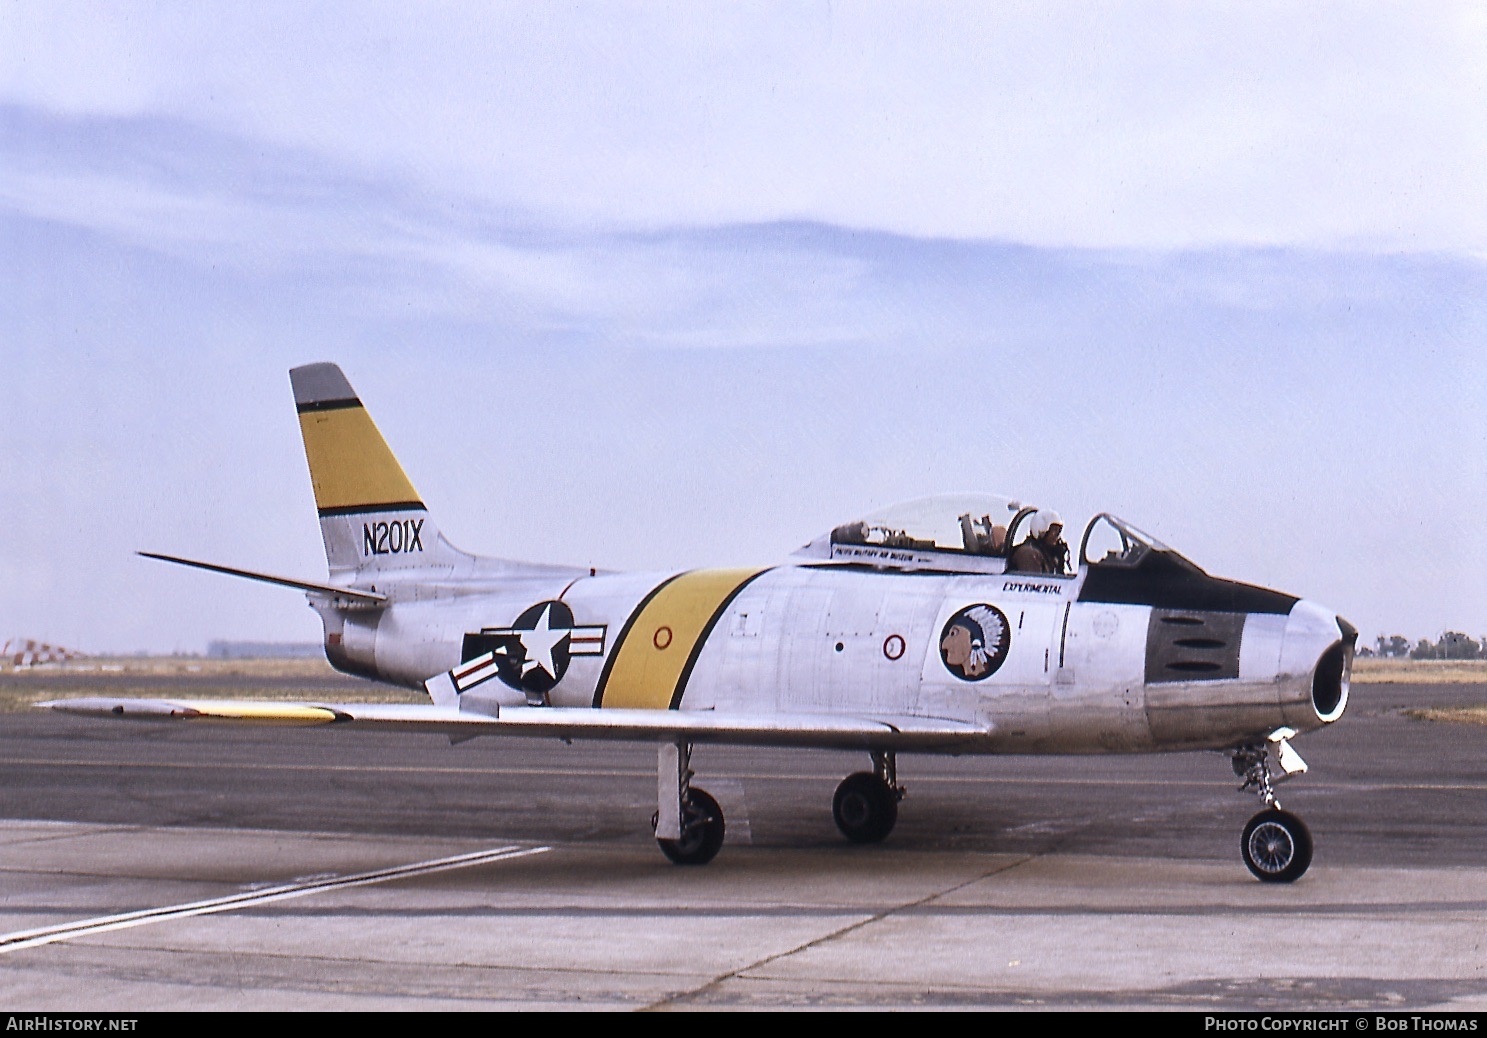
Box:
<box><xmin>1352</xmin><ymin>658</ymin><xmax>1487</xmax><ymax>685</ymax></box>
<box><xmin>1401</xmin><ymin>706</ymin><xmax>1487</xmax><ymax>726</ymax></box>
<box><xmin>4</xmin><ymin>656</ymin><xmax>345</xmax><ymax>680</ymax></box>
<box><xmin>0</xmin><ymin>656</ymin><xmax>423</xmax><ymax>713</ymax></box>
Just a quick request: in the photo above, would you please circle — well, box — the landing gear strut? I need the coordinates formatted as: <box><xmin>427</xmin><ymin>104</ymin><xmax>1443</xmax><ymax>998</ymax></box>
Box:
<box><xmin>653</xmin><ymin>740</ymin><xmax>724</xmax><ymax>865</ymax></box>
<box><xmin>1231</xmin><ymin>729</ymin><xmax>1313</xmax><ymax>883</ymax></box>
<box><xmin>833</xmin><ymin>750</ymin><xmax>904</xmax><ymax>844</ymax></box>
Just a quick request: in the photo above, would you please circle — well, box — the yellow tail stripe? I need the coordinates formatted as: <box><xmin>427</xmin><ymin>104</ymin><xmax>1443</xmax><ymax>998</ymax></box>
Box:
<box><xmin>597</xmin><ymin>568</ymin><xmax>768</xmax><ymax>710</ymax></box>
<box><xmin>298</xmin><ymin>406</ymin><xmax>420</xmax><ymax>513</ymax></box>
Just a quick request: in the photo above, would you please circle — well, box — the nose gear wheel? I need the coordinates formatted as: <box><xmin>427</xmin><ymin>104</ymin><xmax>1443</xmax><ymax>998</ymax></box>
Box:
<box><xmin>1241</xmin><ymin>808</ymin><xmax>1313</xmax><ymax>883</ymax></box>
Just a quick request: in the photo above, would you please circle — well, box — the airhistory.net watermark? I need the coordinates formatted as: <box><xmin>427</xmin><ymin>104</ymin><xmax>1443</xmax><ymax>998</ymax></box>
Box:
<box><xmin>5</xmin><ymin>1020</ymin><xmax>137</xmax><ymax>1032</ymax></box>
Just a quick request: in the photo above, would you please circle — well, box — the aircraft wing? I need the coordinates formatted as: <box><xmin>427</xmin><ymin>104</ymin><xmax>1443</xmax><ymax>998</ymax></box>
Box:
<box><xmin>40</xmin><ymin>698</ymin><xmax>992</xmax><ymax>752</ymax></box>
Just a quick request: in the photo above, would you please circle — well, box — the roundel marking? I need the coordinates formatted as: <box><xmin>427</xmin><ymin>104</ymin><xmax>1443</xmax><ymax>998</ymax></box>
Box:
<box><xmin>939</xmin><ymin>604</ymin><xmax>1011</xmax><ymax>682</ymax></box>
<box><xmin>464</xmin><ymin>600</ymin><xmax>595</xmax><ymax>696</ymax></box>
<box><xmin>883</xmin><ymin>634</ymin><xmax>906</xmax><ymax>661</ymax></box>
<box><xmin>653</xmin><ymin>626</ymin><xmax>673</xmax><ymax>650</ymax></box>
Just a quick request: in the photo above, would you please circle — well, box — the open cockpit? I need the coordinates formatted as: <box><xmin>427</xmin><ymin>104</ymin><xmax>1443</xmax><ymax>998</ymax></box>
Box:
<box><xmin>793</xmin><ymin>495</ymin><xmax>1222</xmax><ymax>587</ymax></box>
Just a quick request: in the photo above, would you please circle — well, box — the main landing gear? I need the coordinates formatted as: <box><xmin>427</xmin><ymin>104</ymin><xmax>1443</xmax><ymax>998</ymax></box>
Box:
<box><xmin>652</xmin><ymin>744</ymin><xmax>908</xmax><ymax>864</ymax></box>
<box><xmin>1231</xmin><ymin>728</ymin><xmax>1313</xmax><ymax>883</ymax></box>
<box><xmin>657</xmin><ymin>787</ymin><xmax>725</xmax><ymax>866</ymax></box>
<box><xmin>833</xmin><ymin>750</ymin><xmax>905</xmax><ymax>844</ymax></box>
<box><xmin>653</xmin><ymin>740</ymin><xmax>725</xmax><ymax>865</ymax></box>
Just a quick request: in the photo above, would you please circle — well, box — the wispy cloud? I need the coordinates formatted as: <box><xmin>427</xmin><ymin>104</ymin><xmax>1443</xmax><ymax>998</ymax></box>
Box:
<box><xmin>3</xmin><ymin>8</ymin><xmax>1486</xmax><ymax>654</ymax></box>
<box><xmin>4</xmin><ymin>4</ymin><xmax>1484</xmax><ymax>250</ymax></box>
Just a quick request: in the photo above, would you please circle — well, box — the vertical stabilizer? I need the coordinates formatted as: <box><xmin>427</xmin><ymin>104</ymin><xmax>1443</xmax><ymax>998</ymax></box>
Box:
<box><xmin>291</xmin><ymin>363</ymin><xmax>462</xmax><ymax>576</ymax></box>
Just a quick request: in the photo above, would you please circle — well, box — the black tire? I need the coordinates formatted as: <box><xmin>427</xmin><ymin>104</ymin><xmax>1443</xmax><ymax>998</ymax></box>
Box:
<box><xmin>1241</xmin><ymin>808</ymin><xmax>1313</xmax><ymax>883</ymax></box>
<box><xmin>833</xmin><ymin>772</ymin><xmax>898</xmax><ymax>844</ymax></box>
<box><xmin>657</xmin><ymin>788</ymin><xmax>725</xmax><ymax>866</ymax></box>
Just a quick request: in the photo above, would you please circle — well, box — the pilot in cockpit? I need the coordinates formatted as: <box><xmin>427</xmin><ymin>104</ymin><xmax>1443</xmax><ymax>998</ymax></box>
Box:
<box><xmin>1006</xmin><ymin>509</ymin><xmax>1070</xmax><ymax>575</ymax></box>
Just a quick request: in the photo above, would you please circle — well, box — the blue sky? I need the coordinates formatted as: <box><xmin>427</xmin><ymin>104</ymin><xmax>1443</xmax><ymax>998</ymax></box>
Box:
<box><xmin>2</xmin><ymin>3</ymin><xmax>1485</xmax><ymax>653</ymax></box>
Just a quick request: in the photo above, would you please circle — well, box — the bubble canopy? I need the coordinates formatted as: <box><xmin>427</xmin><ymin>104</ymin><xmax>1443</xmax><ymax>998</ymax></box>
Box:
<box><xmin>821</xmin><ymin>494</ymin><xmax>1022</xmax><ymax>552</ymax></box>
<box><xmin>793</xmin><ymin>494</ymin><xmax>1027</xmax><ymax>574</ymax></box>
<box><xmin>793</xmin><ymin>495</ymin><xmax>1179</xmax><ymax>576</ymax></box>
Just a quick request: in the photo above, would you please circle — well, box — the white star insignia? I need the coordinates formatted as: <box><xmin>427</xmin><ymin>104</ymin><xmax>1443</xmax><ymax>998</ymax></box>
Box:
<box><xmin>516</xmin><ymin>603</ymin><xmax>568</xmax><ymax>680</ymax></box>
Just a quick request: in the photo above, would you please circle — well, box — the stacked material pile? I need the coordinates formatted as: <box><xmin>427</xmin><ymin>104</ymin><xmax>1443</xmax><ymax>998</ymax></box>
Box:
<box><xmin>2</xmin><ymin>639</ymin><xmax>86</xmax><ymax>667</ymax></box>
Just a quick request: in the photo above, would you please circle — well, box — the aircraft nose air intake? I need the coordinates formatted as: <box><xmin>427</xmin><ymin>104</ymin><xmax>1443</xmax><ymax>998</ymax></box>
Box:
<box><xmin>1284</xmin><ymin>600</ymin><xmax>1354</xmax><ymax>725</ymax></box>
<box><xmin>1313</xmin><ymin>614</ymin><xmax>1357</xmax><ymax>722</ymax></box>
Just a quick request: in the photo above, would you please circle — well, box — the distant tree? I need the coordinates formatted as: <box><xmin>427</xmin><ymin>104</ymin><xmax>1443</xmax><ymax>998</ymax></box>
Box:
<box><xmin>1406</xmin><ymin>632</ymin><xmax>1487</xmax><ymax>660</ymax></box>
<box><xmin>1375</xmin><ymin>635</ymin><xmax>1412</xmax><ymax>658</ymax></box>
<box><xmin>1439</xmin><ymin>631</ymin><xmax>1482</xmax><ymax>660</ymax></box>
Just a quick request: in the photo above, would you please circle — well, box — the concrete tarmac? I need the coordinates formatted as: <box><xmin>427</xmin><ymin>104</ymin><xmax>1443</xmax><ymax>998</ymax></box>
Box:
<box><xmin>1</xmin><ymin>679</ymin><xmax>1485</xmax><ymax>1011</ymax></box>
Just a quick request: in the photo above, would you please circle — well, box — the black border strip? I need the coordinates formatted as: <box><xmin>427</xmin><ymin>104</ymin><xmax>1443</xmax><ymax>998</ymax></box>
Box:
<box><xmin>591</xmin><ymin>573</ymin><xmax>685</xmax><ymax>708</ymax></box>
<box><xmin>296</xmin><ymin>398</ymin><xmax>362</xmax><ymax>414</ymax></box>
<box><xmin>317</xmin><ymin>501</ymin><xmax>426</xmax><ymax>517</ymax></box>
<box><xmin>668</xmin><ymin>568</ymin><xmax>774</xmax><ymax>711</ymax></box>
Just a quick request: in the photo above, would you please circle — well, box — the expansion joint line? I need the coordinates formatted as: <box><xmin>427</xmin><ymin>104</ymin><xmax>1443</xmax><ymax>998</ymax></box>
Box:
<box><xmin>642</xmin><ymin>854</ymin><xmax>1037</xmax><ymax>1011</ymax></box>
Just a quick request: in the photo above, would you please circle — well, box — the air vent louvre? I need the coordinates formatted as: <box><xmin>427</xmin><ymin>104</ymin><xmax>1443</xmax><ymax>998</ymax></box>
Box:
<box><xmin>1173</xmin><ymin>637</ymin><xmax>1226</xmax><ymax>650</ymax></box>
<box><xmin>1145</xmin><ymin>609</ymin><xmax>1245</xmax><ymax>683</ymax></box>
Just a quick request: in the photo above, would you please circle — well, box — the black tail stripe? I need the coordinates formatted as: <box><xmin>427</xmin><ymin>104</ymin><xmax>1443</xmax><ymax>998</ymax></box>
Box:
<box><xmin>296</xmin><ymin>398</ymin><xmax>362</xmax><ymax>414</ymax></box>
<box><xmin>317</xmin><ymin>501</ymin><xmax>426</xmax><ymax>518</ymax></box>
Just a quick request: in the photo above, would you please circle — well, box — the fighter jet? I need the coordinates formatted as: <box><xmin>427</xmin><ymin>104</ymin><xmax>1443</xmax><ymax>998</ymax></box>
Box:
<box><xmin>47</xmin><ymin>363</ymin><xmax>1355</xmax><ymax>881</ymax></box>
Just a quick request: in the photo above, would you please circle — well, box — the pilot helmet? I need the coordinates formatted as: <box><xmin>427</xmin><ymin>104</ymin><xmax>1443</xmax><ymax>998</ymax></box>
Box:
<box><xmin>1028</xmin><ymin>509</ymin><xmax>1064</xmax><ymax>539</ymax></box>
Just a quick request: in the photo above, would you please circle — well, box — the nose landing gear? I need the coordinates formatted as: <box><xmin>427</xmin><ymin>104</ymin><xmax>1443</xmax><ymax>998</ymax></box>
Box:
<box><xmin>1241</xmin><ymin>808</ymin><xmax>1313</xmax><ymax>883</ymax></box>
<box><xmin>1231</xmin><ymin>729</ymin><xmax>1313</xmax><ymax>883</ymax></box>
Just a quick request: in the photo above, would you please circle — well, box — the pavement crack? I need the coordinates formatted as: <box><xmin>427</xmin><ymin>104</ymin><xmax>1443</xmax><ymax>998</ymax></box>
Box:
<box><xmin>641</xmin><ymin>854</ymin><xmax>1037</xmax><ymax>1011</ymax></box>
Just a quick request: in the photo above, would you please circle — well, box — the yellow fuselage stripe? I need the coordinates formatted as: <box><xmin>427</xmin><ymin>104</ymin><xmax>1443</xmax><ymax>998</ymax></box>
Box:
<box><xmin>597</xmin><ymin>568</ymin><xmax>768</xmax><ymax>710</ymax></box>
<box><xmin>298</xmin><ymin>406</ymin><xmax>420</xmax><ymax>513</ymax></box>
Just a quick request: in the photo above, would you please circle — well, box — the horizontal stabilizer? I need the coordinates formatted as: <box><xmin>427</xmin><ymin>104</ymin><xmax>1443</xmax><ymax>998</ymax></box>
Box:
<box><xmin>138</xmin><ymin>552</ymin><xmax>387</xmax><ymax>608</ymax></box>
<box><xmin>42</xmin><ymin>697</ymin><xmax>992</xmax><ymax>752</ymax></box>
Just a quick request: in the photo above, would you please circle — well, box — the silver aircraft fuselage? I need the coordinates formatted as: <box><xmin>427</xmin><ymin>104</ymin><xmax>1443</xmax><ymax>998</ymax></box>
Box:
<box><xmin>319</xmin><ymin>510</ymin><xmax>1351</xmax><ymax>757</ymax></box>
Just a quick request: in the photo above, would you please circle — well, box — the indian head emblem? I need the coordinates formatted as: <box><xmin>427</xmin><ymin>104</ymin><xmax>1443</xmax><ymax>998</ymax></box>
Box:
<box><xmin>939</xmin><ymin>604</ymin><xmax>1010</xmax><ymax>681</ymax></box>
